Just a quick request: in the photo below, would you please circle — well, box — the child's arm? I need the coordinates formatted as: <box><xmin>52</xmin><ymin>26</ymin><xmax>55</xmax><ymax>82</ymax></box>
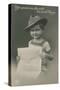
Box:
<box><xmin>16</xmin><ymin>56</ymin><xmax>20</xmax><ymax>64</ymax></box>
<box><xmin>16</xmin><ymin>48</ymin><xmax>21</xmax><ymax>64</ymax></box>
<box><xmin>42</xmin><ymin>41</ymin><xmax>54</xmax><ymax>61</ymax></box>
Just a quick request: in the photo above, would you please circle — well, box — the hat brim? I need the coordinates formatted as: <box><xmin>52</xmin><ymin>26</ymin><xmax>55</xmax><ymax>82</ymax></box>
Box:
<box><xmin>24</xmin><ymin>18</ymin><xmax>48</xmax><ymax>31</ymax></box>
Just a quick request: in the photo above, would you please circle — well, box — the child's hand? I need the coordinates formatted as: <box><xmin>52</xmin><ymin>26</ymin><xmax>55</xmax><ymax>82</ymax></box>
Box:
<box><xmin>41</xmin><ymin>52</ymin><xmax>54</xmax><ymax>61</ymax></box>
<box><xmin>45</xmin><ymin>53</ymin><xmax>54</xmax><ymax>61</ymax></box>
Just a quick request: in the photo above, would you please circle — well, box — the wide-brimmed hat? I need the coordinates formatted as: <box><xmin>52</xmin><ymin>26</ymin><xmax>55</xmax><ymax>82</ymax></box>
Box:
<box><xmin>24</xmin><ymin>15</ymin><xmax>48</xmax><ymax>31</ymax></box>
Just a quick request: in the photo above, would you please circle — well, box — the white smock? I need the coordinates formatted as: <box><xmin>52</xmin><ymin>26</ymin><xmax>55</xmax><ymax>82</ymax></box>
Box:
<box><xmin>16</xmin><ymin>40</ymin><xmax>51</xmax><ymax>80</ymax></box>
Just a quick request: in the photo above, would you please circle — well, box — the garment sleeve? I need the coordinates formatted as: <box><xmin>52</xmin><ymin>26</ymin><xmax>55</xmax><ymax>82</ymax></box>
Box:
<box><xmin>43</xmin><ymin>41</ymin><xmax>51</xmax><ymax>52</ymax></box>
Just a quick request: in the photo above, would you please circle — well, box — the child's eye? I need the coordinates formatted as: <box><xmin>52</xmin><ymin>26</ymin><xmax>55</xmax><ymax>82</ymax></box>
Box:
<box><xmin>31</xmin><ymin>29</ymin><xmax>34</xmax><ymax>31</ymax></box>
<box><xmin>31</xmin><ymin>29</ymin><xmax>40</xmax><ymax>31</ymax></box>
<box><xmin>36</xmin><ymin>29</ymin><xmax>40</xmax><ymax>31</ymax></box>
<box><xmin>35</xmin><ymin>29</ymin><xmax>40</xmax><ymax>31</ymax></box>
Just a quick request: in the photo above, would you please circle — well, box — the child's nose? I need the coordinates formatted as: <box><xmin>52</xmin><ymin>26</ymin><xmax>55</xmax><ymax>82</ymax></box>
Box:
<box><xmin>34</xmin><ymin>31</ymin><xmax>36</xmax><ymax>34</ymax></box>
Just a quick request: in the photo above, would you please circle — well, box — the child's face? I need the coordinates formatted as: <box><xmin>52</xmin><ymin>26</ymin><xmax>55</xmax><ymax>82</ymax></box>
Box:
<box><xmin>30</xmin><ymin>24</ymin><xmax>43</xmax><ymax>39</ymax></box>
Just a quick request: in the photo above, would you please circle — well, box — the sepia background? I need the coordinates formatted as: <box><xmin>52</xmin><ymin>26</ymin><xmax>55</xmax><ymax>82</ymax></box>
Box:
<box><xmin>10</xmin><ymin>4</ymin><xmax>58</xmax><ymax>86</ymax></box>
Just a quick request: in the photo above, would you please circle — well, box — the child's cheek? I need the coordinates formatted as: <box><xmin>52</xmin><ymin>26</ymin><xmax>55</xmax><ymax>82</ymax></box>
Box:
<box><xmin>30</xmin><ymin>31</ymin><xmax>34</xmax><ymax>35</ymax></box>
